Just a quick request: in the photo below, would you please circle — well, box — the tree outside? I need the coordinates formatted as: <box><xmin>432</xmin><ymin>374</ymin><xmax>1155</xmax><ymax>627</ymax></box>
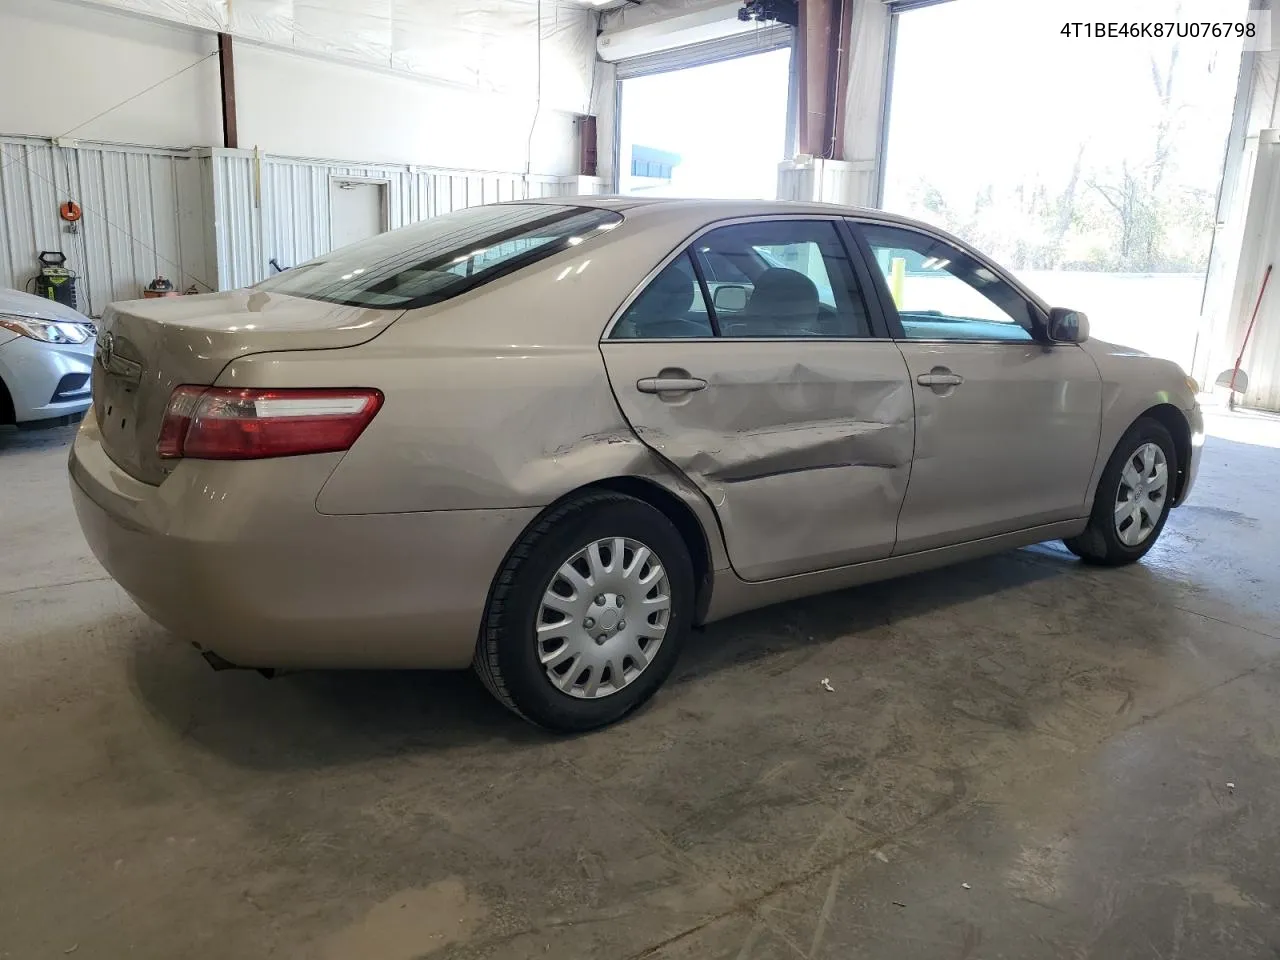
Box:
<box><xmin>882</xmin><ymin>0</ymin><xmax>1246</xmax><ymax>362</ymax></box>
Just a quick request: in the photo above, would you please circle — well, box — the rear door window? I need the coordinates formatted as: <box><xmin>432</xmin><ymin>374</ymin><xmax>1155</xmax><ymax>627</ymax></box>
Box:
<box><xmin>751</xmin><ymin>241</ymin><xmax>838</xmax><ymax>308</ymax></box>
<box><xmin>699</xmin><ymin>250</ymin><xmax>751</xmax><ymax>284</ymax></box>
<box><xmin>610</xmin><ymin>253</ymin><xmax>714</xmax><ymax>339</ymax></box>
<box><xmin>255</xmin><ymin>204</ymin><xmax>622</xmax><ymax>309</ymax></box>
<box><xmin>609</xmin><ymin>219</ymin><xmax>877</xmax><ymax>340</ymax></box>
<box><xmin>696</xmin><ymin>220</ymin><xmax>874</xmax><ymax>338</ymax></box>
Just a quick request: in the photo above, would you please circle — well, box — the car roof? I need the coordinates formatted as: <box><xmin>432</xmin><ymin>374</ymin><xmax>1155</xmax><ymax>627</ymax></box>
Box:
<box><xmin>519</xmin><ymin>196</ymin><xmax>1051</xmax><ymax>314</ymax></box>
<box><xmin>524</xmin><ymin>195</ymin><xmax>928</xmax><ymax>228</ymax></box>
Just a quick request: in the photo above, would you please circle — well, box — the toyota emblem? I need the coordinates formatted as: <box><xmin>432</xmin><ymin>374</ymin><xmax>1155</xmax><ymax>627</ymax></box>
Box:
<box><xmin>96</xmin><ymin>332</ymin><xmax>114</xmax><ymax>369</ymax></box>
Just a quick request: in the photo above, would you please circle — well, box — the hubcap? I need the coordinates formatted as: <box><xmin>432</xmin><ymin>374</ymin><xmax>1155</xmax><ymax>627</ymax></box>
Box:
<box><xmin>536</xmin><ymin>537</ymin><xmax>672</xmax><ymax>699</ymax></box>
<box><xmin>1114</xmin><ymin>441</ymin><xmax>1169</xmax><ymax>546</ymax></box>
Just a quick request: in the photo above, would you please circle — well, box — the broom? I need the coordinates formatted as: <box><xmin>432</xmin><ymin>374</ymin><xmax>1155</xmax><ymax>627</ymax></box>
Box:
<box><xmin>1223</xmin><ymin>263</ymin><xmax>1273</xmax><ymax>411</ymax></box>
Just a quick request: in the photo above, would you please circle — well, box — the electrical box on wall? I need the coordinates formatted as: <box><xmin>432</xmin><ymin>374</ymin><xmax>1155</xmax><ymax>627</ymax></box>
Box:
<box><xmin>578</xmin><ymin>115</ymin><xmax>598</xmax><ymax>178</ymax></box>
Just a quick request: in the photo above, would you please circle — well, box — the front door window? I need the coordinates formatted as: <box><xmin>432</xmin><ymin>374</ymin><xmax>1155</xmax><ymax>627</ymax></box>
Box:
<box><xmin>860</xmin><ymin>224</ymin><xmax>1036</xmax><ymax>342</ymax></box>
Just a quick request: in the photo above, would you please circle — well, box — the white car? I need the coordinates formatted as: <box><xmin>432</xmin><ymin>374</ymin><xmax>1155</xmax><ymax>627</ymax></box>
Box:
<box><xmin>0</xmin><ymin>287</ymin><xmax>96</xmax><ymax>427</ymax></box>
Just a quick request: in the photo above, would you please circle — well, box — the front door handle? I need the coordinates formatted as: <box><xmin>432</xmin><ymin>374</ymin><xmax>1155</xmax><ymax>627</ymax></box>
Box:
<box><xmin>916</xmin><ymin>370</ymin><xmax>964</xmax><ymax>388</ymax></box>
<box><xmin>637</xmin><ymin>376</ymin><xmax>708</xmax><ymax>395</ymax></box>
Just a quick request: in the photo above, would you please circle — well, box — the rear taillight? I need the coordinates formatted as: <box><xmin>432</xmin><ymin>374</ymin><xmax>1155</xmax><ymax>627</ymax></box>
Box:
<box><xmin>156</xmin><ymin>385</ymin><xmax>206</xmax><ymax>457</ymax></box>
<box><xmin>156</xmin><ymin>386</ymin><xmax>383</xmax><ymax>460</ymax></box>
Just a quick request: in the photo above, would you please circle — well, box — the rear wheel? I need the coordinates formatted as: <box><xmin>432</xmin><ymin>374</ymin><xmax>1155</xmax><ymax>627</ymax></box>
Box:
<box><xmin>474</xmin><ymin>492</ymin><xmax>694</xmax><ymax>731</ymax></box>
<box><xmin>1064</xmin><ymin>417</ymin><xmax>1177</xmax><ymax>565</ymax></box>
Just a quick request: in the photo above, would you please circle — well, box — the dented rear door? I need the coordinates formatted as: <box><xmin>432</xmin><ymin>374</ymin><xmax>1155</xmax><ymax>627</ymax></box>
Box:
<box><xmin>601</xmin><ymin>217</ymin><xmax>916</xmax><ymax>583</ymax></box>
<box><xmin>600</xmin><ymin>340</ymin><xmax>914</xmax><ymax>581</ymax></box>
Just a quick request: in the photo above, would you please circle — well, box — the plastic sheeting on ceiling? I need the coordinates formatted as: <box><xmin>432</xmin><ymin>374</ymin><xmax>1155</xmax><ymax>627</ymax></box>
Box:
<box><xmin>80</xmin><ymin>0</ymin><xmax>597</xmax><ymax>112</ymax></box>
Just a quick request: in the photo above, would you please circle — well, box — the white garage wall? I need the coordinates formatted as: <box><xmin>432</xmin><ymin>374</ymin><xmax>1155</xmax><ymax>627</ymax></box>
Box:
<box><xmin>1193</xmin><ymin>38</ymin><xmax>1280</xmax><ymax>399</ymax></box>
<box><xmin>206</xmin><ymin>150</ymin><xmax>602</xmax><ymax>291</ymax></box>
<box><xmin>0</xmin><ymin>0</ymin><xmax>604</xmax><ymax>308</ymax></box>
<box><xmin>77</xmin><ymin>0</ymin><xmax>596</xmax><ymax>112</ymax></box>
<box><xmin>0</xmin><ymin>0</ymin><xmax>593</xmax><ymax>176</ymax></box>
<box><xmin>0</xmin><ymin>0</ymin><xmax>223</xmax><ymax>148</ymax></box>
<box><xmin>233</xmin><ymin>45</ymin><xmax>581</xmax><ymax>175</ymax></box>
<box><xmin>0</xmin><ymin>136</ymin><xmax>603</xmax><ymax>309</ymax></box>
<box><xmin>1232</xmin><ymin>132</ymin><xmax>1280</xmax><ymax>411</ymax></box>
<box><xmin>0</xmin><ymin>136</ymin><xmax>213</xmax><ymax>316</ymax></box>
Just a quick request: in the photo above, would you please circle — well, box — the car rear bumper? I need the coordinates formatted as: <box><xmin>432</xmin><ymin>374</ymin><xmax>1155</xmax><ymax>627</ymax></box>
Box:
<box><xmin>1176</xmin><ymin>404</ymin><xmax>1204</xmax><ymax>507</ymax></box>
<box><xmin>0</xmin><ymin>334</ymin><xmax>93</xmax><ymax>422</ymax></box>
<box><xmin>68</xmin><ymin>415</ymin><xmax>537</xmax><ymax>670</ymax></box>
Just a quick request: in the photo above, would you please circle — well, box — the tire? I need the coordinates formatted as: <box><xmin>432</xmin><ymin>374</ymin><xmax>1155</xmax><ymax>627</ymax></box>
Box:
<box><xmin>1064</xmin><ymin>417</ymin><xmax>1178</xmax><ymax>566</ymax></box>
<box><xmin>474</xmin><ymin>491</ymin><xmax>695</xmax><ymax>732</ymax></box>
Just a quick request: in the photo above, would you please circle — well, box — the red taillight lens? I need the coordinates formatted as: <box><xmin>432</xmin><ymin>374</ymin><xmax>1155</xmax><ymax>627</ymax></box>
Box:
<box><xmin>156</xmin><ymin>387</ymin><xmax>383</xmax><ymax>460</ymax></box>
<box><xmin>156</xmin><ymin>385</ymin><xmax>207</xmax><ymax>458</ymax></box>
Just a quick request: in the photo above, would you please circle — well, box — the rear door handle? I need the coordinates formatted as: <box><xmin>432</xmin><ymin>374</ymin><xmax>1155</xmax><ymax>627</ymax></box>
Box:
<box><xmin>637</xmin><ymin>376</ymin><xmax>708</xmax><ymax>395</ymax></box>
<box><xmin>916</xmin><ymin>371</ymin><xmax>964</xmax><ymax>387</ymax></box>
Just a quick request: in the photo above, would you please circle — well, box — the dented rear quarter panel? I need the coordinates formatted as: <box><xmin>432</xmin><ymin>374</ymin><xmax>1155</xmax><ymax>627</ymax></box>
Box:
<box><xmin>213</xmin><ymin>201</ymin><xmax>925</xmax><ymax>588</ymax></box>
<box><xmin>215</xmin><ymin>201</ymin><xmax>930</xmax><ymax>572</ymax></box>
<box><xmin>225</xmin><ymin>334</ymin><xmax>732</xmax><ymax>576</ymax></box>
<box><xmin>215</xmin><ymin>204</ymin><xmax>736</xmax><ymax>571</ymax></box>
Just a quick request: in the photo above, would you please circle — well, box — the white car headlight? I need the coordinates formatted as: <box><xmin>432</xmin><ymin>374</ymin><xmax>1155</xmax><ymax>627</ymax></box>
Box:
<box><xmin>0</xmin><ymin>315</ymin><xmax>92</xmax><ymax>344</ymax></box>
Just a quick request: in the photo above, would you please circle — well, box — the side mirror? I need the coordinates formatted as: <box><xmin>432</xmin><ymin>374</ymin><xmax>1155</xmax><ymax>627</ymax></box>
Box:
<box><xmin>1047</xmin><ymin>307</ymin><xmax>1089</xmax><ymax>343</ymax></box>
<box><xmin>712</xmin><ymin>284</ymin><xmax>749</xmax><ymax>313</ymax></box>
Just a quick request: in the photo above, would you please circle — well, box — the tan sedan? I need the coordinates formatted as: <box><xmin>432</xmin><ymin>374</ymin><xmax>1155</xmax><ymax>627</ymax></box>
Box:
<box><xmin>69</xmin><ymin>198</ymin><xmax>1203</xmax><ymax>730</ymax></box>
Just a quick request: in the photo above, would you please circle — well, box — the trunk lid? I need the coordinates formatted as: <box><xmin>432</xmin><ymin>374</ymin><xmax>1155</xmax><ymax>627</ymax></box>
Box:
<box><xmin>92</xmin><ymin>290</ymin><xmax>401</xmax><ymax>484</ymax></box>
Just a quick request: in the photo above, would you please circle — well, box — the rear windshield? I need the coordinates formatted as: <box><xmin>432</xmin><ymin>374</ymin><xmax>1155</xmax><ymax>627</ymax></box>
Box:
<box><xmin>254</xmin><ymin>204</ymin><xmax>623</xmax><ymax>309</ymax></box>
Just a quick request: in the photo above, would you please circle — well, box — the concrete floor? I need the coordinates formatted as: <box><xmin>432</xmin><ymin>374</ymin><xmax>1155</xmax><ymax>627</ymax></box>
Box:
<box><xmin>3</xmin><ymin>410</ymin><xmax>1280</xmax><ymax>960</ymax></box>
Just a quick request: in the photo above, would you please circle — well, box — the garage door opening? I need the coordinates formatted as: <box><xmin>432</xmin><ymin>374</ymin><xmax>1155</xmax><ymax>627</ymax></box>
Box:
<box><xmin>617</xmin><ymin>46</ymin><xmax>792</xmax><ymax>200</ymax></box>
<box><xmin>881</xmin><ymin>0</ymin><xmax>1246</xmax><ymax>368</ymax></box>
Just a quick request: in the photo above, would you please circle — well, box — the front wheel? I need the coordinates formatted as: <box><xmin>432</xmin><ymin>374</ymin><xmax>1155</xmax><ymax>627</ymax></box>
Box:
<box><xmin>1063</xmin><ymin>417</ymin><xmax>1177</xmax><ymax>565</ymax></box>
<box><xmin>474</xmin><ymin>491</ymin><xmax>695</xmax><ymax>731</ymax></box>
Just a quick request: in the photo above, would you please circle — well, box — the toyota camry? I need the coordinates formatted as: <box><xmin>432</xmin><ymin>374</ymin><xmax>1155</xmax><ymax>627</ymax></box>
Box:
<box><xmin>69</xmin><ymin>198</ymin><xmax>1203</xmax><ymax>730</ymax></box>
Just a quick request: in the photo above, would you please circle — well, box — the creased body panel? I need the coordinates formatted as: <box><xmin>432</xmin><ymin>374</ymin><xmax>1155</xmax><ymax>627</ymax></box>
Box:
<box><xmin>307</xmin><ymin>345</ymin><xmax>639</xmax><ymax>510</ymax></box>
<box><xmin>600</xmin><ymin>340</ymin><xmax>915</xmax><ymax>582</ymax></box>
<box><xmin>220</xmin><ymin>341</ymin><xmax>731</xmax><ymax>575</ymax></box>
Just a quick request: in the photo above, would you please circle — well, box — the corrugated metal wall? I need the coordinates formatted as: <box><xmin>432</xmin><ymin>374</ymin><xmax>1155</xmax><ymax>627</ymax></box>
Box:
<box><xmin>0</xmin><ymin>136</ymin><xmax>211</xmax><ymax>316</ymax></box>
<box><xmin>1</xmin><ymin>137</ymin><xmax>602</xmax><ymax>312</ymax></box>
<box><xmin>207</xmin><ymin>149</ymin><xmax>602</xmax><ymax>290</ymax></box>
